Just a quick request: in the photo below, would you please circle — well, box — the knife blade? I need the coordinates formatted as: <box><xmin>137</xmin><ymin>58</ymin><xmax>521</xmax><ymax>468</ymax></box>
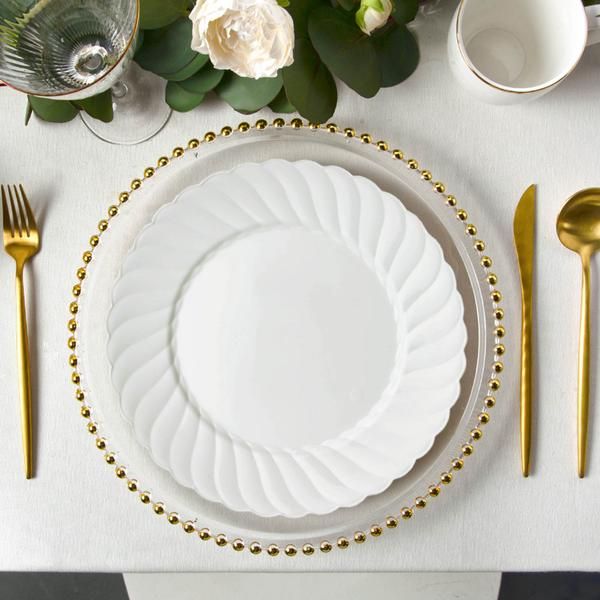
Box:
<box><xmin>513</xmin><ymin>184</ymin><xmax>536</xmax><ymax>477</ymax></box>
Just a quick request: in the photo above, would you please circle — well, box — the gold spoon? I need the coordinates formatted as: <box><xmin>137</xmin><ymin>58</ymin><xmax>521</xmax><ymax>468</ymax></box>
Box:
<box><xmin>557</xmin><ymin>189</ymin><xmax>600</xmax><ymax>478</ymax></box>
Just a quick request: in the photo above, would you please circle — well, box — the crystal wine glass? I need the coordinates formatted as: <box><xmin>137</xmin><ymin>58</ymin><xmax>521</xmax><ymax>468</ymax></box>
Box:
<box><xmin>0</xmin><ymin>0</ymin><xmax>171</xmax><ymax>144</ymax></box>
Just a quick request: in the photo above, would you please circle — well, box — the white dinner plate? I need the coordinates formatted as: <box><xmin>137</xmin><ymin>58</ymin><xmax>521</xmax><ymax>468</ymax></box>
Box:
<box><xmin>107</xmin><ymin>159</ymin><xmax>467</xmax><ymax>518</ymax></box>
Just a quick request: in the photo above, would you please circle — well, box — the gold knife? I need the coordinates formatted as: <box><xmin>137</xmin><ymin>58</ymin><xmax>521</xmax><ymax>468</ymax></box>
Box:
<box><xmin>513</xmin><ymin>184</ymin><xmax>536</xmax><ymax>477</ymax></box>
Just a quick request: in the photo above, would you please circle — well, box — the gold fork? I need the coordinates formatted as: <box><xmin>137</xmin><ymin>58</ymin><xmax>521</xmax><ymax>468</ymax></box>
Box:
<box><xmin>1</xmin><ymin>185</ymin><xmax>39</xmax><ymax>479</ymax></box>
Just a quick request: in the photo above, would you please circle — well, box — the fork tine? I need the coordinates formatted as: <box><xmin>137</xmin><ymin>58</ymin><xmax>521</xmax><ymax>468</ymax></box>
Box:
<box><xmin>14</xmin><ymin>185</ymin><xmax>29</xmax><ymax>237</ymax></box>
<box><xmin>19</xmin><ymin>185</ymin><xmax>37</xmax><ymax>234</ymax></box>
<box><xmin>7</xmin><ymin>185</ymin><xmax>22</xmax><ymax>237</ymax></box>
<box><xmin>1</xmin><ymin>185</ymin><xmax>13</xmax><ymax>236</ymax></box>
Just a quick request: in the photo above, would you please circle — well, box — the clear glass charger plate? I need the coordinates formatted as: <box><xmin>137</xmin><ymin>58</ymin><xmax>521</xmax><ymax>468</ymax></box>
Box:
<box><xmin>70</xmin><ymin>120</ymin><xmax>505</xmax><ymax>558</ymax></box>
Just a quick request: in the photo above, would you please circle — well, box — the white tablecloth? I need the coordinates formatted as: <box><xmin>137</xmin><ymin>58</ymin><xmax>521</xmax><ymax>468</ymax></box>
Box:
<box><xmin>1</xmin><ymin>1</ymin><xmax>600</xmax><ymax>572</ymax></box>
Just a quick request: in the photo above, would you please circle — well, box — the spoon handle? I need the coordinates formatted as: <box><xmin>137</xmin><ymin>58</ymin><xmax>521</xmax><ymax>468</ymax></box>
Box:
<box><xmin>578</xmin><ymin>254</ymin><xmax>592</xmax><ymax>478</ymax></box>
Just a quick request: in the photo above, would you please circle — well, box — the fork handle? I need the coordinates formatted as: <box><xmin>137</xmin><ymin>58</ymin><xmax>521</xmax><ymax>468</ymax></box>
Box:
<box><xmin>15</xmin><ymin>264</ymin><xmax>33</xmax><ymax>479</ymax></box>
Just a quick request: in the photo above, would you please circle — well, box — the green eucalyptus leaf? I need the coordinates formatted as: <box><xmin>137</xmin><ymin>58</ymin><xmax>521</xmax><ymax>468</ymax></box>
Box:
<box><xmin>216</xmin><ymin>72</ymin><xmax>282</xmax><ymax>113</ymax></box>
<box><xmin>165</xmin><ymin>81</ymin><xmax>206</xmax><ymax>111</ymax></box>
<box><xmin>308</xmin><ymin>6</ymin><xmax>380</xmax><ymax>98</ymax></box>
<box><xmin>392</xmin><ymin>0</ymin><xmax>418</xmax><ymax>24</ymax></box>
<box><xmin>336</xmin><ymin>0</ymin><xmax>358</xmax><ymax>10</ymax></box>
<box><xmin>28</xmin><ymin>96</ymin><xmax>79</xmax><ymax>123</ymax></box>
<box><xmin>135</xmin><ymin>18</ymin><xmax>197</xmax><ymax>77</ymax></box>
<box><xmin>75</xmin><ymin>90</ymin><xmax>114</xmax><ymax>122</ymax></box>
<box><xmin>24</xmin><ymin>98</ymin><xmax>33</xmax><ymax>126</ymax></box>
<box><xmin>285</xmin><ymin>0</ymin><xmax>322</xmax><ymax>38</ymax></box>
<box><xmin>162</xmin><ymin>52</ymin><xmax>209</xmax><ymax>81</ymax></box>
<box><xmin>373</xmin><ymin>23</ymin><xmax>419</xmax><ymax>87</ymax></box>
<box><xmin>282</xmin><ymin>39</ymin><xmax>336</xmax><ymax>122</ymax></box>
<box><xmin>139</xmin><ymin>0</ymin><xmax>189</xmax><ymax>30</ymax></box>
<box><xmin>134</xmin><ymin>30</ymin><xmax>145</xmax><ymax>55</ymax></box>
<box><xmin>269</xmin><ymin>86</ymin><xmax>297</xmax><ymax>114</ymax></box>
<box><xmin>179</xmin><ymin>65</ymin><xmax>225</xmax><ymax>93</ymax></box>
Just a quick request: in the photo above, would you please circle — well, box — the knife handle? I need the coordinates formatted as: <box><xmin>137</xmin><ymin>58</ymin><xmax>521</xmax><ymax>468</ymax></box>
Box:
<box><xmin>520</xmin><ymin>284</ymin><xmax>533</xmax><ymax>477</ymax></box>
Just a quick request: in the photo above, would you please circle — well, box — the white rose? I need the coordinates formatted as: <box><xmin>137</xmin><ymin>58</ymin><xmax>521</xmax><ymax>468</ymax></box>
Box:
<box><xmin>355</xmin><ymin>0</ymin><xmax>393</xmax><ymax>36</ymax></box>
<box><xmin>189</xmin><ymin>0</ymin><xmax>295</xmax><ymax>79</ymax></box>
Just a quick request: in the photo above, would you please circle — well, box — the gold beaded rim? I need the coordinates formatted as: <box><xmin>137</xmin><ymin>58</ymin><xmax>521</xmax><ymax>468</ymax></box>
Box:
<box><xmin>68</xmin><ymin>120</ymin><xmax>504</xmax><ymax>557</ymax></box>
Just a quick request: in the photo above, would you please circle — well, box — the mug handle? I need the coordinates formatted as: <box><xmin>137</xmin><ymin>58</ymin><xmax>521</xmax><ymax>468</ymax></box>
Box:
<box><xmin>586</xmin><ymin>4</ymin><xmax>600</xmax><ymax>45</ymax></box>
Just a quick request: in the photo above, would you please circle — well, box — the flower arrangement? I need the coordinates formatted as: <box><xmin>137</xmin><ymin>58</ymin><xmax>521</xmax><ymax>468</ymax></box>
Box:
<box><xmin>27</xmin><ymin>0</ymin><xmax>419</xmax><ymax>125</ymax></box>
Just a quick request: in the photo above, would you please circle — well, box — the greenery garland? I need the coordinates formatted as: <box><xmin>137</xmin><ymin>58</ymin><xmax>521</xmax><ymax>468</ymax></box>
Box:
<box><xmin>26</xmin><ymin>0</ymin><xmax>419</xmax><ymax>125</ymax></box>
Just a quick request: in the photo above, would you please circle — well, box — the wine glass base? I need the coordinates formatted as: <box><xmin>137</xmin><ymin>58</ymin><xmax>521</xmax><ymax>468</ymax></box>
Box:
<box><xmin>81</xmin><ymin>62</ymin><xmax>172</xmax><ymax>145</ymax></box>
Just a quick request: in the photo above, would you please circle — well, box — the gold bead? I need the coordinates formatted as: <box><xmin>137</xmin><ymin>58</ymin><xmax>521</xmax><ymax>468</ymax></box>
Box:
<box><xmin>75</xmin><ymin>389</ymin><xmax>85</xmax><ymax>401</ymax></box>
<box><xmin>131</xmin><ymin>178</ymin><xmax>142</xmax><ymax>190</ymax></box>
<box><xmin>188</xmin><ymin>139</ymin><xmax>200</xmax><ymax>149</ymax></box>
<box><xmin>198</xmin><ymin>528</ymin><xmax>211</xmax><ymax>541</ymax></box>
<box><xmin>494</xmin><ymin>308</ymin><xmax>504</xmax><ymax>320</ymax></box>
<box><xmin>255</xmin><ymin>119</ymin><xmax>268</xmax><ymax>129</ymax></box>
<box><xmin>495</xmin><ymin>344</ymin><xmax>505</xmax><ymax>356</ymax></box>
<box><xmin>77</xmin><ymin>267</ymin><xmax>87</xmax><ymax>279</ymax></box>
<box><xmin>494</xmin><ymin>326</ymin><xmax>505</xmax><ymax>338</ymax></box>
<box><xmin>337</xmin><ymin>537</ymin><xmax>350</xmax><ymax>549</ymax></box>
<box><xmin>127</xmin><ymin>479</ymin><xmax>138</xmax><ymax>492</ymax></box>
<box><xmin>407</xmin><ymin>159</ymin><xmax>418</xmax><ymax>169</ymax></box>
<box><xmin>72</xmin><ymin>372</ymin><xmax>80</xmax><ymax>384</ymax></box>
<box><xmin>326</xmin><ymin>123</ymin><xmax>338</xmax><ymax>133</ymax></box>
<box><xmin>462</xmin><ymin>443</ymin><xmax>474</xmax><ymax>455</ymax></box>
<box><xmin>238</xmin><ymin>121</ymin><xmax>250</xmax><ymax>132</ymax></box>
<box><xmin>96</xmin><ymin>438</ymin><xmax>106</xmax><ymax>450</ymax></box>
<box><xmin>434</xmin><ymin>182</ymin><xmax>446</xmax><ymax>193</ymax></box>
<box><xmin>90</xmin><ymin>236</ymin><xmax>100</xmax><ymax>249</ymax></box>
<box><xmin>158</xmin><ymin>156</ymin><xmax>169</xmax><ymax>167</ymax></box>
<box><xmin>249</xmin><ymin>542</ymin><xmax>262</xmax><ymax>554</ymax></box>
<box><xmin>421</xmin><ymin>170</ymin><xmax>432</xmax><ymax>181</ymax></box>
<box><xmin>172</xmin><ymin>147</ymin><xmax>184</xmax><ymax>158</ymax></box>
<box><xmin>118</xmin><ymin>192</ymin><xmax>130</xmax><ymax>204</ymax></box>
<box><xmin>493</xmin><ymin>361</ymin><xmax>503</xmax><ymax>373</ymax></box>
<box><xmin>452</xmin><ymin>458</ymin><xmax>464</xmax><ymax>471</ymax></box>
<box><xmin>82</xmin><ymin>251</ymin><xmax>92</xmax><ymax>263</ymax></box>
<box><xmin>479</xmin><ymin>412</ymin><xmax>490</xmax><ymax>425</ymax></box>
<box><xmin>232</xmin><ymin>538</ymin><xmax>245</xmax><ymax>551</ymax></box>
<box><xmin>115</xmin><ymin>466</ymin><xmax>127</xmax><ymax>479</ymax></box>
<box><xmin>153</xmin><ymin>503</ymin><xmax>165</xmax><ymax>515</ymax></box>
<box><xmin>491</xmin><ymin>290</ymin><xmax>502</xmax><ymax>303</ymax></box>
<box><xmin>456</xmin><ymin>209</ymin><xmax>468</xmax><ymax>221</ymax></box>
<box><xmin>72</xmin><ymin>284</ymin><xmax>81</xmax><ymax>297</ymax></box>
<box><xmin>302</xmin><ymin>543</ymin><xmax>315</xmax><ymax>555</ymax></box>
<box><xmin>428</xmin><ymin>485</ymin><xmax>440</xmax><ymax>497</ymax></box>
<box><xmin>221</xmin><ymin>126</ymin><xmax>233</xmax><ymax>136</ymax></box>
<box><xmin>267</xmin><ymin>544</ymin><xmax>280</xmax><ymax>556</ymax></box>
<box><xmin>446</xmin><ymin>195</ymin><xmax>457</xmax><ymax>207</ymax></box>
<box><xmin>80</xmin><ymin>406</ymin><xmax>90</xmax><ymax>418</ymax></box>
<box><xmin>471</xmin><ymin>427</ymin><xmax>483</xmax><ymax>440</ymax></box>
<box><xmin>98</xmin><ymin>219</ymin><xmax>109</xmax><ymax>231</ymax></box>
<box><xmin>376</xmin><ymin>140</ymin><xmax>388</xmax><ymax>151</ymax></box>
<box><xmin>392</xmin><ymin>149</ymin><xmax>404</xmax><ymax>160</ymax></box>
<box><xmin>344</xmin><ymin>127</ymin><xmax>355</xmax><ymax>138</ymax></box>
<box><xmin>215</xmin><ymin>533</ymin><xmax>228</xmax><ymax>547</ymax></box>
<box><xmin>370</xmin><ymin>525</ymin><xmax>383</xmax><ymax>537</ymax></box>
<box><xmin>415</xmin><ymin>497</ymin><xmax>427</xmax><ymax>509</ymax></box>
<box><xmin>183</xmin><ymin>521</ymin><xmax>195</xmax><ymax>534</ymax></box>
<box><xmin>386</xmin><ymin>516</ymin><xmax>398</xmax><ymax>528</ymax></box>
<box><xmin>474</xmin><ymin>239</ymin><xmax>485</xmax><ymax>251</ymax></box>
<box><xmin>354</xmin><ymin>531</ymin><xmax>366</xmax><ymax>543</ymax></box>
<box><xmin>360</xmin><ymin>133</ymin><xmax>372</xmax><ymax>144</ymax></box>
<box><xmin>140</xmin><ymin>492</ymin><xmax>151</xmax><ymax>504</ymax></box>
<box><xmin>68</xmin><ymin>337</ymin><xmax>77</xmax><ymax>350</ymax></box>
<box><xmin>273</xmin><ymin>118</ymin><xmax>285</xmax><ymax>128</ymax></box>
<box><xmin>284</xmin><ymin>544</ymin><xmax>297</xmax><ymax>556</ymax></box>
<box><xmin>68</xmin><ymin>319</ymin><xmax>77</xmax><ymax>332</ymax></box>
<box><xmin>466</xmin><ymin>224</ymin><xmax>477</xmax><ymax>236</ymax></box>
<box><xmin>69</xmin><ymin>301</ymin><xmax>79</xmax><ymax>314</ymax></box>
<box><xmin>489</xmin><ymin>378</ymin><xmax>501</xmax><ymax>391</ymax></box>
<box><xmin>401</xmin><ymin>507</ymin><xmax>413</xmax><ymax>519</ymax></box>
<box><xmin>440</xmin><ymin>472</ymin><xmax>453</xmax><ymax>484</ymax></box>
<box><xmin>69</xmin><ymin>354</ymin><xmax>78</xmax><ymax>367</ymax></box>
<box><xmin>144</xmin><ymin>167</ymin><xmax>155</xmax><ymax>179</ymax></box>
<box><xmin>105</xmin><ymin>452</ymin><xmax>115</xmax><ymax>464</ymax></box>
<box><xmin>320</xmin><ymin>541</ymin><xmax>333</xmax><ymax>553</ymax></box>
<box><xmin>203</xmin><ymin>131</ymin><xmax>216</xmax><ymax>142</ymax></box>
<box><xmin>484</xmin><ymin>396</ymin><xmax>496</xmax><ymax>408</ymax></box>
<box><xmin>308</xmin><ymin>122</ymin><xmax>320</xmax><ymax>129</ymax></box>
<box><xmin>481</xmin><ymin>256</ymin><xmax>492</xmax><ymax>268</ymax></box>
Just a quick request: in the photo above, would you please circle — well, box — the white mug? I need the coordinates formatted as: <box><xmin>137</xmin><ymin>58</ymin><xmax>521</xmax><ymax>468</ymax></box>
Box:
<box><xmin>448</xmin><ymin>0</ymin><xmax>600</xmax><ymax>104</ymax></box>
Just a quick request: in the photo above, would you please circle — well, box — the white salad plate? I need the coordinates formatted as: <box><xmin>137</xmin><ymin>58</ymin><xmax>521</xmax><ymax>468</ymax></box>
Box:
<box><xmin>106</xmin><ymin>159</ymin><xmax>467</xmax><ymax>519</ymax></box>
